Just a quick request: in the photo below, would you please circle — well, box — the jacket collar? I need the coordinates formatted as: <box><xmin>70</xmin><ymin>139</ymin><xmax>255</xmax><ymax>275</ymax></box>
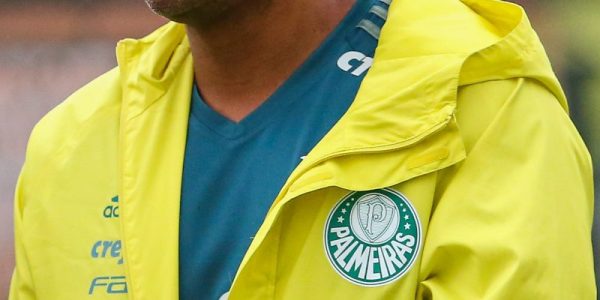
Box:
<box><xmin>116</xmin><ymin>24</ymin><xmax>192</xmax><ymax>300</ymax></box>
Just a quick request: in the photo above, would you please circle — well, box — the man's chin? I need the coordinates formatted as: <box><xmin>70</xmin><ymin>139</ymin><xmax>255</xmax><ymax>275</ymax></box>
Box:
<box><xmin>145</xmin><ymin>0</ymin><xmax>229</xmax><ymax>25</ymax></box>
<box><xmin>145</xmin><ymin>0</ymin><xmax>193</xmax><ymax>20</ymax></box>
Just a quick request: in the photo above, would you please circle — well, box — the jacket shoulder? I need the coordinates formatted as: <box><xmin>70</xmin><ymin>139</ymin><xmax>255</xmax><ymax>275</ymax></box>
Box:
<box><xmin>24</xmin><ymin>67</ymin><xmax>122</xmax><ymax>168</ymax></box>
<box><xmin>456</xmin><ymin>78</ymin><xmax>589</xmax><ymax>163</ymax></box>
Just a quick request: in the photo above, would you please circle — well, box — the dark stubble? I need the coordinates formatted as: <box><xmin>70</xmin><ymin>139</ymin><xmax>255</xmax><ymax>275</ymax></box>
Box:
<box><xmin>144</xmin><ymin>0</ymin><xmax>246</xmax><ymax>25</ymax></box>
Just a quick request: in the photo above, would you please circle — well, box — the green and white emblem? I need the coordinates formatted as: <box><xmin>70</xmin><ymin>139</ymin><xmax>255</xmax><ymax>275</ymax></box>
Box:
<box><xmin>324</xmin><ymin>188</ymin><xmax>421</xmax><ymax>286</ymax></box>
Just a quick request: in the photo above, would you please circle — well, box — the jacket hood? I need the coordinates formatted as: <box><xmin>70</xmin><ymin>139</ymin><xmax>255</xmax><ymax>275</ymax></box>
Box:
<box><xmin>376</xmin><ymin>0</ymin><xmax>566</xmax><ymax>107</ymax></box>
<box><xmin>459</xmin><ymin>0</ymin><xmax>567</xmax><ymax>109</ymax></box>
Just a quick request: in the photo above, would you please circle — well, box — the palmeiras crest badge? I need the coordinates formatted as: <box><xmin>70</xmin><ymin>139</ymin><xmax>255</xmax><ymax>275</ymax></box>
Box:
<box><xmin>324</xmin><ymin>188</ymin><xmax>421</xmax><ymax>286</ymax></box>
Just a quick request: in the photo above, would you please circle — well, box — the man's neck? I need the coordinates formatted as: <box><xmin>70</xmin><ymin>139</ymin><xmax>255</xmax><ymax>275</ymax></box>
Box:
<box><xmin>186</xmin><ymin>0</ymin><xmax>356</xmax><ymax>122</ymax></box>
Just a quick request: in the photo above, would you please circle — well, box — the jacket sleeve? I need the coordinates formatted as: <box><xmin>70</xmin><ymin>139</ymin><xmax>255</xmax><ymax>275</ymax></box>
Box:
<box><xmin>418</xmin><ymin>78</ymin><xmax>596</xmax><ymax>299</ymax></box>
<box><xmin>9</xmin><ymin>172</ymin><xmax>36</xmax><ymax>300</ymax></box>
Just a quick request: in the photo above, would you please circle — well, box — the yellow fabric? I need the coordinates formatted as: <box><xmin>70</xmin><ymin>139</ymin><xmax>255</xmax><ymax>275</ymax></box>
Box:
<box><xmin>10</xmin><ymin>0</ymin><xmax>595</xmax><ymax>299</ymax></box>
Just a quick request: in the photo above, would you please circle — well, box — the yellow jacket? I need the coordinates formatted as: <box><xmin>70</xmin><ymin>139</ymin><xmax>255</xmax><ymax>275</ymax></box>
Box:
<box><xmin>10</xmin><ymin>0</ymin><xmax>595</xmax><ymax>299</ymax></box>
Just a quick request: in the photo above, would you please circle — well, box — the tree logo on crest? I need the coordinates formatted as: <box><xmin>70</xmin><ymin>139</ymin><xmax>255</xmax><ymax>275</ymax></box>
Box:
<box><xmin>324</xmin><ymin>188</ymin><xmax>421</xmax><ymax>286</ymax></box>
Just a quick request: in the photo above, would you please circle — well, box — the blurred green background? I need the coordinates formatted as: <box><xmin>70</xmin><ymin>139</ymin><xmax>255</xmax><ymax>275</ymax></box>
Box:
<box><xmin>0</xmin><ymin>0</ymin><xmax>598</xmax><ymax>297</ymax></box>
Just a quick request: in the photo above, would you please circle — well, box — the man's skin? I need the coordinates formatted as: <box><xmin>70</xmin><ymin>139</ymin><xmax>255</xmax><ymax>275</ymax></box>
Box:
<box><xmin>145</xmin><ymin>0</ymin><xmax>356</xmax><ymax>121</ymax></box>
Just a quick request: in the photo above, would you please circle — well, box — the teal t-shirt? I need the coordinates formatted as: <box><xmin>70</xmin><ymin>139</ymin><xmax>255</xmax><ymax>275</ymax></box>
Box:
<box><xmin>179</xmin><ymin>0</ymin><xmax>388</xmax><ymax>298</ymax></box>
